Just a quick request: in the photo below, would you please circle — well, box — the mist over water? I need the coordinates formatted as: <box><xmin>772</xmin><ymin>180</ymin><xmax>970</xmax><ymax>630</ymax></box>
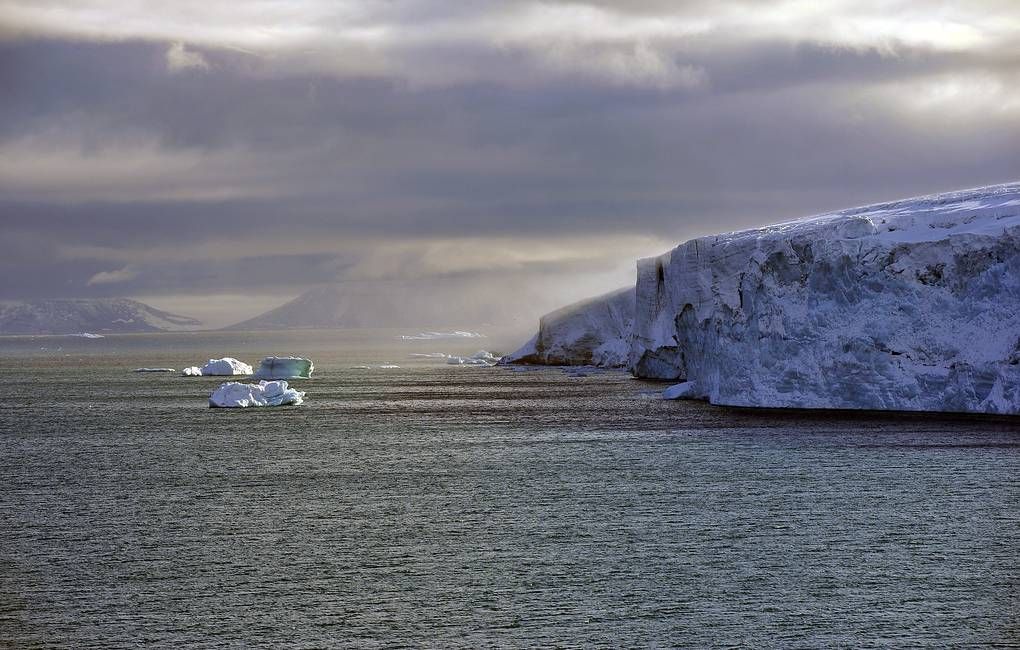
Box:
<box><xmin>1</xmin><ymin>331</ymin><xmax>1018</xmax><ymax>647</ymax></box>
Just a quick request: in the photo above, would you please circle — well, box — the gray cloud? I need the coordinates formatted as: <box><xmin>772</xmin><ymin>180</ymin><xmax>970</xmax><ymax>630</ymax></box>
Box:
<box><xmin>0</xmin><ymin>1</ymin><xmax>1018</xmax><ymax>324</ymax></box>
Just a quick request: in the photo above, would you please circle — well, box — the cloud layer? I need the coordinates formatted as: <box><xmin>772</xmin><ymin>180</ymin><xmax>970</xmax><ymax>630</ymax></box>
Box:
<box><xmin>1</xmin><ymin>1</ymin><xmax>1018</xmax><ymax>325</ymax></box>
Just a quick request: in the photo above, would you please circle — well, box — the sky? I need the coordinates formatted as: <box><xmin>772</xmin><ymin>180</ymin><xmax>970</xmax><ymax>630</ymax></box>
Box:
<box><xmin>1</xmin><ymin>0</ymin><xmax>1018</xmax><ymax>327</ymax></box>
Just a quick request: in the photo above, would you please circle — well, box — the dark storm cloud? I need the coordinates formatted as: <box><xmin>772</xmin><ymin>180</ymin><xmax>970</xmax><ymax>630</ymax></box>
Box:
<box><xmin>0</xmin><ymin>0</ymin><xmax>1018</xmax><ymax>311</ymax></box>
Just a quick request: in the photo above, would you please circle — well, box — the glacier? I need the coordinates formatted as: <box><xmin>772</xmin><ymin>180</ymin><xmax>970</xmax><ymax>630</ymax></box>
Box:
<box><xmin>253</xmin><ymin>356</ymin><xmax>314</xmax><ymax>380</ymax></box>
<box><xmin>503</xmin><ymin>287</ymin><xmax>634</xmax><ymax>367</ymax></box>
<box><xmin>510</xmin><ymin>182</ymin><xmax>1020</xmax><ymax>415</ymax></box>
<box><xmin>209</xmin><ymin>380</ymin><xmax>305</xmax><ymax>408</ymax></box>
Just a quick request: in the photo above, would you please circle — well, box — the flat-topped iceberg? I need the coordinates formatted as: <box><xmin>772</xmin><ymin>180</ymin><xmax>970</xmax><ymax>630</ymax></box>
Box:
<box><xmin>133</xmin><ymin>367</ymin><xmax>175</xmax><ymax>373</ymax></box>
<box><xmin>209</xmin><ymin>380</ymin><xmax>305</xmax><ymax>408</ymax></box>
<box><xmin>191</xmin><ymin>357</ymin><xmax>252</xmax><ymax>376</ymax></box>
<box><xmin>510</xmin><ymin>182</ymin><xmax>1020</xmax><ymax>415</ymax></box>
<box><xmin>253</xmin><ymin>356</ymin><xmax>314</xmax><ymax>380</ymax></box>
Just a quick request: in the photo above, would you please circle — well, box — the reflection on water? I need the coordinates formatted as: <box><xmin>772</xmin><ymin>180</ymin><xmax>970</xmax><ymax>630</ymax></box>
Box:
<box><xmin>1</xmin><ymin>331</ymin><xmax>1018</xmax><ymax>647</ymax></box>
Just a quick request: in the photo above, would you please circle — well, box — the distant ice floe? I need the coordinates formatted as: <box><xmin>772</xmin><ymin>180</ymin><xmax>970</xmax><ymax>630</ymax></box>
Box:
<box><xmin>183</xmin><ymin>357</ymin><xmax>253</xmax><ymax>376</ymax></box>
<box><xmin>253</xmin><ymin>356</ymin><xmax>313</xmax><ymax>380</ymax></box>
<box><xmin>446</xmin><ymin>350</ymin><xmax>500</xmax><ymax>366</ymax></box>
<box><xmin>400</xmin><ymin>330</ymin><xmax>485</xmax><ymax>341</ymax></box>
<box><xmin>133</xmin><ymin>367</ymin><xmax>176</xmax><ymax>373</ymax></box>
<box><xmin>408</xmin><ymin>352</ymin><xmax>449</xmax><ymax>358</ymax></box>
<box><xmin>209</xmin><ymin>380</ymin><xmax>305</xmax><ymax>408</ymax></box>
<box><xmin>378</xmin><ymin>364</ymin><xmax>402</xmax><ymax>369</ymax></box>
<box><xmin>68</xmin><ymin>332</ymin><xmax>105</xmax><ymax>339</ymax></box>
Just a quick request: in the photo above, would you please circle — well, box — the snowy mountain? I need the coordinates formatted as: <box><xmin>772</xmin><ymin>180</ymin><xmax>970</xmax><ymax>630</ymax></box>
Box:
<box><xmin>510</xmin><ymin>182</ymin><xmax>1020</xmax><ymax>415</ymax></box>
<box><xmin>0</xmin><ymin>298</ymin><xmax>201</xmax><ymax>334</ymax></box>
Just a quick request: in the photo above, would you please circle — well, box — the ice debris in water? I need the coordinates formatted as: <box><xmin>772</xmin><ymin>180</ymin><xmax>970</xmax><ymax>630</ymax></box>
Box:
<box><xmin>188</xmin><ymin>357</ymin><xmax>253</xmax><ymax>376</ymax></box>
<box><xmin>209</xmin><ymin>380</ymin><xmax>305</xmax><ymax>408</ymax></box>
<box><xmin>68</xmin><ymin>332</ymin><xmax>105</xmax><ymax>339</ymax></box>
<box><xmin>663</xmin><ymin>382</ymin><xmax>698</xmax><ymax>400</ymax></box>
<box><xmin>253</xmin><ymin>356</ymin><xmax>313</xmax><ymax>380</ymax></box>
<box><xmin>400</xmin><ymin>330</ymin><xmax>485</xmax><ymax>341</ymax></box>
<box><xmin>446</xmin><ymin>350</ymin><xmax>500</xmax><ymax>366</ymax></box>
<box><xmin>133</xmin><ymin>367</ymin><xmax>176</xmax><ymax>373</ymax></box>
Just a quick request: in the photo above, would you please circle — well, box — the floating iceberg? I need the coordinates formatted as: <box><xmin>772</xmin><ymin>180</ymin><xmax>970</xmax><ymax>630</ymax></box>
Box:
<box><xmin>208</xmin><ymin>380</ymin><xmax>305</xmax><ymax>408</ymax></box>
<box><xmin>446</xmin><ymin>350</ymin><xmax>500</xmax><ymax>366</ymax></box>
<box><xmin>68</xmin><ymin>332</ymin><xmax>104</xmax><ymax>339</ymax></box>
<box><xmin>181</xmin><ymin>366</ymin><xmax>202</xmax><ymax>376</ymax></box>
<box><xmin>400</xmin><ymin>330</ymin><xmax>485</xmax><ymax>341</ymax></box>
<box><xmin>253</xmin><ymin>356</ymin><xmax>314</xmax><ymax>380</ymax></box>
<box><xmin>662</xmin><ymin>382</ymin><xmax>698</xmax><ymax>400</ymax></box>
<box><xmin>510</xmin><ymin>182</ymin><xmax>1020</xmax><ymax>415</ymax></box>
<box><xmin>408</xmin><ymin>352</ymin><xmax>449</xmax><ymax>359</ymax></box>
<box><xmin>193</xmin><ymin>357</ymin><xmax>252</xmax><ymax>376</ymax></box>
<box><xmin>133</xmin><ymin>367</ymin><xmax>176</xmax><ymax>373</ymax></box>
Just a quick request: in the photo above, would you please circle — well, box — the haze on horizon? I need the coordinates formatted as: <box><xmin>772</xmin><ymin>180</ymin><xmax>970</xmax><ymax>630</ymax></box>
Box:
<box><xmin>1</xmin><ymin>0</ymin><xmax>1018</xmax><ymax>328</ymax></box>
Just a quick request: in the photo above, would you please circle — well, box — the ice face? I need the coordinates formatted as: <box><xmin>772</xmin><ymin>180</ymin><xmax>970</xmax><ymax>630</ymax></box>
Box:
<box><xmin>628</xmin><ymin>182</ymin><xmax>1020</xmax><ymax>414</ymax></box>
<box><xmin>208</xmin><ymin>380</ymin><xmax>305</xmax><ymax>408</ymax></box>
<box><xmin>253</xmin><ymin>356</ymin><xmax>314</xmax><ymax>380</ymax></box>
<box><xmin>503</xmin><ymin>287</ymin><xmax>634</xmax><ymax>367</ymax></box>
<box><xmin>511</xmin><ymin>182</ymin><xmax>1020</xmax><ymax>415</ymax></box>
<box><xmin>199</xmin><ymin>358</ymin><xmax>253</xmax><ymax>376</ymax></box>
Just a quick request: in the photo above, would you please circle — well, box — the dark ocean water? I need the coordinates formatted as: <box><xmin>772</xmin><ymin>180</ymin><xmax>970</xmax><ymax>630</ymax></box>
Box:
<box><xmin>1</xmin><ymin>331</ymin><xmax>1018</xmax><ymax>647</ymax></box>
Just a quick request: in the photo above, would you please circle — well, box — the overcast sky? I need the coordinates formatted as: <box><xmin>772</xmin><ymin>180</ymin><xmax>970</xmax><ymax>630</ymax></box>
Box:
<box><xmin>1</xmin><ymin>0</ymin><xmax>1018</xmax><ymax>326</ymax></box>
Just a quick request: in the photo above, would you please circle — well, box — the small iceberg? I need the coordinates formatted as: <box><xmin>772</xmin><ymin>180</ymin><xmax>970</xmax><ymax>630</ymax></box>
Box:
<box><xmin>68</xmin><ymin>332</ymin><xmax>105</xmax><ymax>339</ymax></box>
<box><xmin>663</xmin><ymin>382</ymin><xmax>698</xmax><ymax>400</ymax></box>
<box><xmin>400</xmin><ymin>330</ymin><xmax>485</xmax><ymax>341</ymax></box>
<box><xmin>446</xmin><ymin>350</ymin><xmax>499</xmax><ymax>366</ymax></box>
<box><xmin>188</xmin><ymin>357</ymin><xmax>253</xmax><ymax>376</ymax></box>
<box><xmin>253</xmin><ymin>356</ymin><xmax>314</xmax><ymax>380</ymax></box>
<box><xmin>209</xmin><ymin>380</ymin><xmax>305</xmax><ymax>408</ymax></box>
<box><xmin>133</xmin><ymin>367</ymin><xmax>176</xmax><ymax>373</ymax></box>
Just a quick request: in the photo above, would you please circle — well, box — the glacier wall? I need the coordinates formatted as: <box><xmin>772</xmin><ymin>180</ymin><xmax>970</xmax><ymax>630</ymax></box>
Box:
<box><xmin>503</xmin><ymin>287</ymin><xmax>634</xmax><ymax>367</ymax></box>
<box><xmin>630</xmin><ymin>183</ymin><xmax>1020</xmax><ymax>414</ymax></box>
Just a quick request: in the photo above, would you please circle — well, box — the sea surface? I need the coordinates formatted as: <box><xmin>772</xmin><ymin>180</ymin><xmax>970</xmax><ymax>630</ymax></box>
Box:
<box><xmin>1</xmin><ymin>330</ymin><xmax>1018</xmax><ymax>648</ymax></box>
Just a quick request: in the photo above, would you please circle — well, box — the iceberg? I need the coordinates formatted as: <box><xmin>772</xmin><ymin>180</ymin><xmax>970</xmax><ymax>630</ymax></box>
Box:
<box><xmin>253</xmin><ymin>356</ymin><xmax>314</xmax><ymax>380</ymax></box>
<box><xmin>400</xmin><ymin>330</ymin><xmax>485</xmax><ymax>341</ymax></box>
<box><xmin>446</xmin><ymin>350</ymin><xmax>500</xmax><ymax>366</ymax></box>
<box><xmin>133</xmin><ymin>367</ymin><xmax>176</xmax><ymax>373</ymax></box>
<box><xmin>182</xmin><ymin>366</ymin><xmax>202</xmax><ymax>376</ymax></box>
<box><xmin>196</xmin><ymin>357</ymin><xmax>252</xmax><ymax>376</ymax></box>
<box><xmin>208</xmin><ymin>380</ymin><xmax>305</xmax><ymax>408</ymax></box>
<box><xmin>511</xmin><ymin>182</ymin><xmax>1020</xmax><ymax>415</ymax></box>
<box><xmin>68</xmin><ymin>332</ymin><xmax>104</xmax><ymax>339</ymax></box>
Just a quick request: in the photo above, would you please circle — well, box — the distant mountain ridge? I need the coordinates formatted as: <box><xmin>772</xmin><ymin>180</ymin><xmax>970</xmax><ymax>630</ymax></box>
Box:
<box><xmin>0</xmin><ymin>298</ymin><xmax>201</xmax><ymax>334</ymax></box>
<box><xmin>226</xmin><ymin>282</ymin><xmax>531</xmax><ymax>331</ymax></box>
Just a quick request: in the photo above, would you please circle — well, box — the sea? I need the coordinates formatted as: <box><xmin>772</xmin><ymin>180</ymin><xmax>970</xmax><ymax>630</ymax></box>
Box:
<box><xmin>1</xmin><ymin>330</ymin><xmax>1018</xmax><ymax>648</ymax></box>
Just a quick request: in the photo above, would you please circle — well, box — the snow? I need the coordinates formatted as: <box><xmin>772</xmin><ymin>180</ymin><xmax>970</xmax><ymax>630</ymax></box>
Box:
<box><xmin>196</xmin><ymin>357</ymin><xmax>253</xmax><ymax>376</ymax></box>
<box><xmin>662</xmin><ymin>382</ymin><xmax>698</xmax><ymax>400</ymax></box>
<box><xmin>133</xmin><ymin>367</ymin><xmax>176</xmax><ymax>373</ymax></box>
<box><xmin>503</xmin><ymin>287</ymin><xmax>634</xmax><ymax>367</ymax></box>
<box><xmin>253</xmin><ymin>356</ymin><xmax>314</xmax><ymax>380</ymax></box>
<box><xmin>400</xmin><ymin>330</ymin><xmax>485</xmax><ymax>341</ymax></box>
<box><xmin>209</xmin><ymin>380</ymin><xmax>305</xmax><ymax>408</ymax></box>
<box><xmin>512</xmin><ymin>182</ymin><xmax>1020</xmax><ymax>415</ymax></box>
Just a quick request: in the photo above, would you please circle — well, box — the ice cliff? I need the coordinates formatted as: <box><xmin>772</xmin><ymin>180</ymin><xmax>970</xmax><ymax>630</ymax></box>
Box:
<box><xmin>504</xmin><ymin>287</ymin><xmax>634</xmax><ymax>367</ymax></box>
<box><xmin>512</xmin><ymin>183</ymin><xmax>1020</xmax><ymax>415</ymax></box>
